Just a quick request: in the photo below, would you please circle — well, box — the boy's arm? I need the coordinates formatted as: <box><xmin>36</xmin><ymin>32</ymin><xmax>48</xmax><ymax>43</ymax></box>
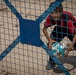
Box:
<box><xmin>43</xmin><ymin>26</ymin><xmax>52</xmax><ymax>43</ymax></box>
<box><xmin>43</xmin><ymin>14</ymin><xmax>56</xmax><ymax>48</ymax></box>
<box><xmin>64</xmin><ymin>23</ymin><xmax>76</xmax><ymax>57</ymax></box>
<box><xmin>43</xmin><ymin>26</ymin><xmax>56</xmax><ymax>49</ymax></box>
<box><xmin>67</xmin><ymin>19</ymin><xmax>76</xmax><ymax>48</ymax></box>
<box><xmin>68</xmin><ymin>29</ymin><xmax>76</xmax><ymax>50</ymax></box>
<box><xmin>72</xmin><ymin>29</ymin><xmax>76</xmax><ymax>47</ymax></box>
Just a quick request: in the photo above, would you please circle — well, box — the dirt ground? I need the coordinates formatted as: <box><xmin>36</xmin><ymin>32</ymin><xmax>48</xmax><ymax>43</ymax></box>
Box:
<box><xmin>0</xmin><ymin>0</ymin><xmax>76</xmax><ymax>75</ymax></box>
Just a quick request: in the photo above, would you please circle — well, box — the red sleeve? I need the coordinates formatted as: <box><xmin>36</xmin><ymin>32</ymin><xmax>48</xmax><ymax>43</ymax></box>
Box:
<box><xmin>67</xmin><ymin>19</ymin><xmax>75</xmax><ymax>33</ymax></box>
<box><xmin>44</xmin><ymin>15</ymin><xmax>55</xmax><ymax>27</ymax></box>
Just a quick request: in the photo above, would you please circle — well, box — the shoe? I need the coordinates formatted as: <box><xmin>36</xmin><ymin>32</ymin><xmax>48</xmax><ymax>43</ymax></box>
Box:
<box><xmin>46</xmin><ymin>61</ymin><xmax>56</xmax><ymax>70</ymax></box>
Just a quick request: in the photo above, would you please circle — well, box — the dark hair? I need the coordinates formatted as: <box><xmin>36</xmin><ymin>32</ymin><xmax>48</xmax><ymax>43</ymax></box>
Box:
<box><xmin>49</xmin><ymin>2</ymin><xmax>63</xmax><ymax>12</ymax></box>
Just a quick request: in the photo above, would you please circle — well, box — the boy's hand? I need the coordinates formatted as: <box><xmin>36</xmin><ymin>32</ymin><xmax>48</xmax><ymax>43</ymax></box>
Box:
<box><xmin>64</xmin><ymin>43</ymin><xmax>72</xmax><ymax>57</ymax></box>
<box><xmin>47</xmin><ymin>42</ymin><xmax>52</xmax><ymax>49</ymax></box>
<box><xmin>47</xmin><ymin>40</ymin><xmax>56</xmax><ymax>49</ymax></box>
<box><xmin>64</xmin><ymin>48</ymin><xmax>71</xmax><ymax>57</ymax></box>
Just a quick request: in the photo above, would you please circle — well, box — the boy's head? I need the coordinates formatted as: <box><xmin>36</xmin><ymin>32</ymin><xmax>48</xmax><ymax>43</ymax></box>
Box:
<box><xmin>49</xmin><ymin>2</ymin><xmax>63</xmax><ymax>21</ymax></box>
<box><xmin>49</xmin><ymin>2</ymin><xmax>63</xmax><ymax>13</ymax></box>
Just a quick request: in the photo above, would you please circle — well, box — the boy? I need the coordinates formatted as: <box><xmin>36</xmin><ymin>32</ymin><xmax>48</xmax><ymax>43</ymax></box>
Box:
<box><xmin>43</xmin><ymin>2</ymin><xmax>76</xmax><ymax>70</ymax></box>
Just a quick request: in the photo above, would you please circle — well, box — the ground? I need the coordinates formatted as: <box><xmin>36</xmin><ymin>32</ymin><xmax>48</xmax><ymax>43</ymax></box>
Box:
<box><xmin>0</xmin><ymin>0</ymin><xmax>76</xmax><ymax>75</ymax></box>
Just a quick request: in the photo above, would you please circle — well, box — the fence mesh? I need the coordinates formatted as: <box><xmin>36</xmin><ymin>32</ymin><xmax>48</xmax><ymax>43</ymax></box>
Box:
<box><xmin>0</xmin><ymin>0</ymin><xmax>76</xmax><ymax>75</ymax></box>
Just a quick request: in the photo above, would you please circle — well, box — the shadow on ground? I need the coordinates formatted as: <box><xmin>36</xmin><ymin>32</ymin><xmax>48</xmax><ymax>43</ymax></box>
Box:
<box><xmin>53</xmin><ymin>55</ymin><xmax>76</xmax><ymax>74</ymax></box>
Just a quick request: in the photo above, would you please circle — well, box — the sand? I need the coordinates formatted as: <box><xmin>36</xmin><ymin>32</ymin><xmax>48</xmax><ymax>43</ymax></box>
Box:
<box><xmin>0</xmin><ymin>0</ymin><xmax>76</xmax><ymax>75</ymax></box>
